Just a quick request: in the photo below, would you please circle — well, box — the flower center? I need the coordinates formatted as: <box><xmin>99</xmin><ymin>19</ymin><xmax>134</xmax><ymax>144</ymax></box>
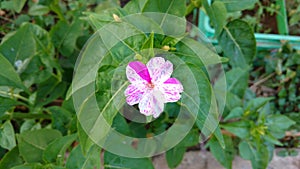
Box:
<box><xmin>146</xmin><ymin>82</ymin><xmax>155</xmax><ymax>89</ymax></box>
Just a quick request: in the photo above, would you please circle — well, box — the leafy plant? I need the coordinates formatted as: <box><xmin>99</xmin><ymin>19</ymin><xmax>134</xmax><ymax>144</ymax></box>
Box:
<box><xmin>0</xmin><ymin>0</ymin><xmax>298</xmax><ymax>169</ymax></box>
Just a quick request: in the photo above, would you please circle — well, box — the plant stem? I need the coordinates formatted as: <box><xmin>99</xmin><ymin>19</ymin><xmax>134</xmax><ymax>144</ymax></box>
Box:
<box><xmin>0</xmin><ymin>90</ymin><xmax>29</xmax><ymax>103</ymax></box>
<box><xmin>251</xmin><ymin>72</ymin><xmax>276</xmax><ymax>88</ymax></box>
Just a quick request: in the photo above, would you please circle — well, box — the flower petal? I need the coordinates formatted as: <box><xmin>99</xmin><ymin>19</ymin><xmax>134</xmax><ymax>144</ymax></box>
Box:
<box><xmin>158</xmin><ymin>78</ymin><xmax>183</xmax><ymax>102</ymax></box>
<box><xmin>146</xmin><ymin>57</ymin><xmax>173</xmax><ymax>84</ymax></box>
<box><xmin>126</xmin><ymin>61</ymin><xmax>151</xmax><ymax>83</ymax></box>
<box><xmin>124</xmin><ymin>84</ymin><xmax>146</xmax><ymax>105</ymax></box>
<box><xmin>138</xmin><ymin>89</ymin><xmax>165</xmax><ymax>118</ymax></box>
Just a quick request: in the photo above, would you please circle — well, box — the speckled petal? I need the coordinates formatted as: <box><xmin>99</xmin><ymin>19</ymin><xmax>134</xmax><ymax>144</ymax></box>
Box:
<box><xmin>138</xmin><ymin>89</ymin><xmax>165</xmax><ymax>118</ymax></box>
<box><xmin>124</xmin><ymin>84</ymin><xmax>147</xmax><ymax>105</ymax></box>
<box><xmin>158</xmin><ymin>78</ymin><xmax>183</xmax><ymax>102</ymax></box>
<box><xmin>126</xmin><ymin>61</ymin><xmax>151</xmax><ymax>83</ymax></box>
<box><xmin>146</xmin><ymin>57</ymin><xmax>173</xmax><ymax>84</ymax></box>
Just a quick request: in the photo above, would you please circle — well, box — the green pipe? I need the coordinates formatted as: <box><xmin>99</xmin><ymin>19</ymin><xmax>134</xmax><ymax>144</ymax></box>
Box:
<box><xmin>276</xmin><ymin>0</ymin><xmax>289</xmax><ymax>35</ymax></box>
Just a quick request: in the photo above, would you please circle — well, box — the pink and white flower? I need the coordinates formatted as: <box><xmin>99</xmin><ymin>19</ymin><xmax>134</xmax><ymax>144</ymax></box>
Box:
<box><xmin>124</xmin><ymin>57</ymin><xmax>183</xmax><ymax>118</ymax></box>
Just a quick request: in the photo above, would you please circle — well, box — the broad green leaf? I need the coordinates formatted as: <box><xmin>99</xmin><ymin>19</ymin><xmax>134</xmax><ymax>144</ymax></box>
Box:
<box><xmin>104</xmin><ymin>151</ymin><xmax>154</xmax><ymax>169</ymax></box>
<box><xmin>35</xmin><ymin>78</ymin><xmax>67</xmax><ymax>107</ymax></box>
<box><xmin>28</xmin><ymin>4</ymin><xmax>50</xmax><ymax>16</ymax></box>
<box><xmin>66</xmin><ymin>144</ymin><xmax>101</xmax><ymax>169</ymax></box>
<box><xmin>225</xmin><ymin>92</ymin><xmax>242</xmax><ymax>111</ymax></box>
<box><xmin>48</xmin><ymin>106</ymin><xmax>72</xmax><ymax>135</ymax></box>
<box><xmin>20</xmin><ymin>119</ymin><xmax>41</xmax><ymax>133</ymax></box>
<box><xmin>218</xmin><ymin>19</ymin><xmax>256</xmax><ymax>68</ymax></box>
<box><xmin>267</xmin><ymin>115</ymin><xmax>295</xmax><ymax>139</ymax></box>
<box><xmin>0</xmin><ymin>22</ymin><xmax>58</xmax><ymax>88</ymax></box>
<box><xmin>238</xmin><ymin>141</ymin><xmax>253</xmax><ymax>160</ymax></box>
<box><xmin>222</xmin><ymin>121</ymin><xmax>250</xmax><ymax>139</ymax></box>
<box><xmin>13</xmin><ymin>0</ymin><xmax>27</xmax><ymax>13</ymax></box>
<box><xmin>264</xmin><ymin>134</ymin><xmax>283</xmax><ymax>146</ymax></box>
<box><xmin>226</xmin><ymin>68</ymin><xmax>249</xmax><ymax>98</ymax></box>
<box><xmin>17</xmin><ymin>129</ymin><xmax>62</xmax><ymax>163</ymax></box>
<box><xmin>202</xmin><ymin>0</ymin><xmax>227</xmax><ymax>36</ymax></box>
<box><xmin>177</xmin><ymin>129</ymin><xmax>199</xmax><ymax>147</ymax></box>
<box><xmin>0</xmin><ymin>96</ymin><xmax>18</xmax><ymax>118</ymax></box>
<box><xmin>0</xmin><ymin>24</ymin><xmax>36</xmax><ymax>64</ymax></box>
<box><xmin>43</xmin><ymin>134</ymin><xmax>77</xmax><ymax>164</ymax></box>
<box><xmin>50</xmin><ymin>20</ymin><xmax>82</xmax><ymax>57</ymax></box>
<box><xmin>11</xmin><ymin>163</ymin><xmax>43</xmax><ymax>169</ymax></box>
<box><xmin>124</xmin><ymin>0</ymin><xmax>187</xmax><ymax>36</ymax></box>
<box><xmin>0</xmin><ymin>54</ymin><xmax>27</xmax><ymax>91</ymax></box>
<box><xmin>245</xmin><ymin>97</ymin><xmax>273</xmax><ymax>113</ymax></box>
<box><xmin>0</xmin><ymin>146</ymin><xmax>23</xmax><ymax>169</ymax></box>
<box><xmin>111</xmin><ymin>113</ymin><xmax>132</xmax><ymax>136</ymax></box>
<box><xmin>187</xmin><ymin>65</ymin><xmax>221</xmax><ymax>143</ymax></box>
<box><xmin>224</xmin><ymin>107</ymin><xmax>243</xmax><ymax>121</ymax></box>
<box><xmin>216</xmin><ymin>0</ymin><xmax>257</xmax><ymax>12</ymax></box>
<box><xmin>0</xmin><ymin>120</ymin><xmax>16</xmax><ymax>150</ymax></box>
<box><xmin>166</xmin><ymin>146</ymin><xmax>186</xmax><ymax>169</ymax></box>
<box><xmin>209</xmin><ymin>135</ymin><xmax>234</xmax><ymax>169</ymax></box>
<box><xmin>239</xmin><ymin>141</ymin><xmax>269</xmax><ymax>169</ymax></box>
<box><xmin>124</xmin><ymin>0</ymin><xmax>186</xmax><ymax>17</ymax></box>
<box><xmin>84</xmin><ymin>8</ymin><xmax>126</xmax><ymax>30</ymax></box>
<box><xmin>173</xmin><ymin>37</ymin><xmax>225</xmax><ymax>147</ymax></box>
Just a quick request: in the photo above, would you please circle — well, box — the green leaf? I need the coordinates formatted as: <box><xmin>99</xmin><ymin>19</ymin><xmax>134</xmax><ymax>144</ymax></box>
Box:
<box><xmin>224</xmin><ymin>92</ymin><xmax>243</xmax><ymax>114</ymax></box>
<box><xmin>0</xmin><ymin>24</ymin><xmax>36</xmax><ymax>64</ymax></box>
<box><xmin>0</xmin><ymin>146</ymin><xmax>23</xmax><ymax>169</ymax></box>
<box><xmin>216</xmin><ymin>0</ymin><xmax>257</xmax><ymax>12</ymax></box>
<box><xmin>84</xmin><ymin>8</ymin><xmax>126</xmax><ymax>30</ymax></box>
<box><xmin>35</xmin><ymin>77</ymin><xmax>66</xmax><ymax>107</ymax></box>
<box><xmin>218</xmin><ymin>19</ymin><xmax>256</xmax><ymax>68</ymax></box>
<box><xmin>104</xmin><ymin>151</ymin><xmax>154</xmax><ymax>169</ymax></box>
<box><xmin>13</xmin><ymin>0</ymin><xmax>27</xmax><ymax>13</ymax></box>
<box><xmin>17</xmin><ymin>129</ymin><xmax>62</xmax><ymax>163</ymax></box>
<box><xmin>226</xmin><ymin>68</ymin><xmax>249</xmax><ymax>98</ymax></box>
<box><xmin>264</xmin><ymin>134</ymin><xmax>283</xmax><ymax>146</ymax></box>
<box><xmin>238</xmin><ymin>141</ymin><xmax>253</xmax><ymax>160</ymax></box>
<box><xmin>246</xmin><ymin>97</ymin><xmax>273</xmax><ymax>113</ymax></box>
<box><xmin>166</xmin><ymin>146</ymin><xmax>186</xmax><ymax>169</ymax></box>
<box><xmin>0</xmin><ymin>96</ymin><xmax>18</xmax><ymax>118</ymax></box>
<box><xmin>48</xmin><ymin>106</ymin><xmax>73</xmax><ymax>135</ymax></box>
<box><xmin>209</xmin><ymin>135</ymin><xmax>234</xmax><ymax>169</ymax></box>
<box><xmin>43</xmin><ymin>134</ymin><xmax>77</xmax><ymax>164</ymax></box>
<box><xmin>28</xmin><ymin>4</ymin><xmax>50</xmax><ymax>16</ymax></box>
<box><xmin>50</xmin><ymin>20</ymin><xmax>82</xmax><ymax>57</ymax></box>
<box><xmin>66</xmin><ymin>144</ymin><xmax>101</xmax><ymax>169</ymax></box>
<box><xmin>11</xmin><ymin>163</ymin><xmax>43</xmax><ymax>169</ymax></box>
<box><xmin>222</xmin><ymin>121</ymin><xmax>250</xmax><ymax>139</ymax></box>
<box><xmin>124</xmin><ymin>0</ymin><xmax>187</xmax><ymax>36</ymax></box>
<box><xmin>125</xmin><ymin>0</ymin><xmax>186</xmax><ymax>17</ymax></box>
<box><xmin>239</xmin><ymin>141</ymin><xmax>269</xmax><ymax>169</ymax></box>
<box><xmin>203</xmin><ymin>0</ymin><xmax>227</xmax><ymax>36</ymax></box>
<box><xmin>177</xmin><ymin>129</ymin><xmax>199</xmax><ymax>147</ymax></box>
<box><xmin>0</xmin><ymin>120</ymin><xmax>16</xmax><ymax>150</ymax></box>
<box><xmin>266</xmin><ymin>114</ymin><xmax>296</xmax><ymax>131</ymax></box>
<box><xmin>0</xmin><ymin>54</ymin><xmax>27</xmax><ymax>91</ymax></box>
<box><xmin>224</xmin><ymin>107</ymin><xmax>243</xmax><ymax>121</ymax></box>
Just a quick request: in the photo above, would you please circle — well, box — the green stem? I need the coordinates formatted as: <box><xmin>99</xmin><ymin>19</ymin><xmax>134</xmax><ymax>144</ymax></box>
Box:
<box><xmin>185</xmin><ymin>3</ymin><xmax>196</xmax><ymax>16</ymax></box>
<box><xmin>0</xmin><ymin>90</ymin><xmax>29</xmax><ymax>103</ymax></box>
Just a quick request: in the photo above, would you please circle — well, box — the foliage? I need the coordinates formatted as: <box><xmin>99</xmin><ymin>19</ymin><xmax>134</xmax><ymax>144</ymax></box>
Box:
<box><xmin>0</xmin><ymin>0</ymin><xmax>298</xmax><ymax>169</ymax></box>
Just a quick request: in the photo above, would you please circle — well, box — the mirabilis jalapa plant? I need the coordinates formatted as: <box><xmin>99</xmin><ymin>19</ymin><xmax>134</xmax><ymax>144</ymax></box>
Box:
<box><xmin>0</xmin><ymin>0</ymin><xmax>296</xmax><ymax>169</ymax></box>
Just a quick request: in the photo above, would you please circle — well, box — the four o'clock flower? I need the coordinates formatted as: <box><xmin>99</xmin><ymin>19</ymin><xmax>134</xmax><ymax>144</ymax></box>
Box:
<box><xmin>124</xmin><ymin>57</ymin><xmax>184</xmax><ymax>118</ymax></box>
